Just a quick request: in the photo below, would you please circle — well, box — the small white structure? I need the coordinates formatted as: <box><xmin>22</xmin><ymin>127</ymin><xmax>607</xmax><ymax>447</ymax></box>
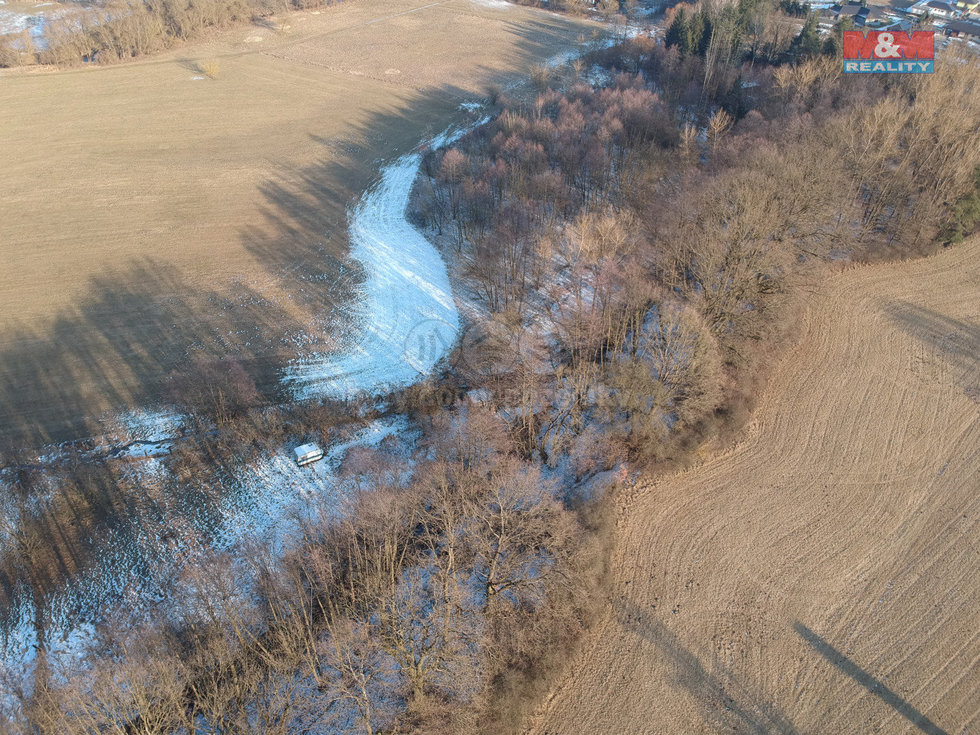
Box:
<box><xmin>293</xmin><ymin>443</ymin><xmax>324</xmax><ymax>466</ymax></box>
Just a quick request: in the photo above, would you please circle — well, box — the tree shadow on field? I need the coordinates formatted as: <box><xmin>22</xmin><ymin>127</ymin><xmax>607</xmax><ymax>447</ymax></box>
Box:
<box><xmin>612</xmin><ymin>598</ymin><xmax>801</xmax><ymax>734</ymax></box>
<box><xmin>794</xmin><ymin>622</ymin><xmax>950</xmax><ymax>735</ymax></box>
<box><xmin>0</xmin><ymin>261</ymin><xmax>307</xmax><ymax>451</ymax></box>
<box><xmin>238</xmin><ymin>15</ymin><xmax>599</xmax><ymax>356</ymax></box>
<box><xmin>0</xmin><ymin>90</ymin><xmax>459</xmax><ymax>454</ymax></box>
<box><xmin>174</xmin><ymin>57</ymin><xmax>204</xmax><ymax>73</ymax></box>
<box><xmin>237</xmin><ymin>90</ymin><xmax>470</xmax><ymax>353</ymax></box>
<box><xmin>883</xmin><ymin>301</ymin><xmax>980</xmax><ymax>402</ymax></box>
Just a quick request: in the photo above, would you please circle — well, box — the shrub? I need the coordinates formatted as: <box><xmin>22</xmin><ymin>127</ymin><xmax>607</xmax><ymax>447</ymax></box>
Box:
<box><xmin>165</xmin><ymin>357</ymin><xmax>262</xmax><ymax>427</ymax></box>
<box><xmin>0</xmin><ymin>37</ymin><xmax>20</xmax><ymax>68</ymax></box>
<box><xmin>199</xmin><ymin>59</ymin><xmax>221</xmax><ymax>79</ymax></box>
<box><xmin>940</xmin><ymin>167</ymin><xmax>980</xmax><ymax>244</ymax></box>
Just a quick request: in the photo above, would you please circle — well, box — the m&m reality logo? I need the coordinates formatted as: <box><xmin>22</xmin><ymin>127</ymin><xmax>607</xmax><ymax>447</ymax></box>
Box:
<box><xmin>843</xmin><ymin>30</ymin><xmax>935</xmax><ymax>73</ymax></box>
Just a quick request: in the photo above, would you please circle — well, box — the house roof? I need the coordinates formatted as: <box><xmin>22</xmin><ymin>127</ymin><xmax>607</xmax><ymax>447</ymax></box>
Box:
<box><xmin>945</xmin><ymin>18</ymin><xmax>980</xmax><ymax>32</ymax></box>
<box><xmin>831</xmin><ymin>2</ymin><xmax>891</xmax><ymax>19</ymax></box>
<box><xmin>293</xmin><ymin>443</ymin><xmax>322</xmax><ymax>458</ymax></box>
<box><xmin>926</xmin><ymin>0</ymin><xmax>956</xmax><ymax>10</ymax></box>
<box><xmin>882</xmin><ymin>17</ymin><xmax>918</xmax><ymax>28</ymax></box>
<box><xmin>832</xmin><ymin>1</ymin><xmax>871</xmax><ymax>14</ymax></box>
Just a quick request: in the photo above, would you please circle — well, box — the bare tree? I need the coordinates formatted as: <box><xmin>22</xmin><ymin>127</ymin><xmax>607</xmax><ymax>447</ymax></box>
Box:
<box><xmin>317</xmin><ymin>617</ymin><xmax>398</xmax><ymax>735</ymax></box>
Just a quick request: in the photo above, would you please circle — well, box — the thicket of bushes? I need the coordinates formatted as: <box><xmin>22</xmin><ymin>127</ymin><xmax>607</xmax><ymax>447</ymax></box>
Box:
<box><xmin>941</xmin><ymin>166</ymin><xmax>980</xmax><ymax>244</ymax></box>
<box><xmin>10</xmin><ymin>409</ymin><xmax>609</xmax><ymax>735</ymax></box>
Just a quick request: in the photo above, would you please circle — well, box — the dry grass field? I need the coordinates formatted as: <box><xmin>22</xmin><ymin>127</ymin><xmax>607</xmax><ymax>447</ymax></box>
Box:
<box><xmin>0</xmin><ymin>0</ymin><xmax>594</xmax><ymax>448</ymax></box>
<box><xmin>528</xmin><ymin>240</ymin><xmax>980</xmax><ymax>734</ymax></box>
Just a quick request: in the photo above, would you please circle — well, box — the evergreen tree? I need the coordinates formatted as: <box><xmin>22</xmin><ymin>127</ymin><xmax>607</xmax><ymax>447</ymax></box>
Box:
<box><xmin>779</xmin><ymin>0</ymin><xmax>809</xmax><ymax>17</ymax></box>
<box><xmin>694</xmin><ymin>8</ymin><xmax>714</xmax><ymax>57</ymax></box>
<box><xmin>665</xmin><ymin>8</ymin><xmax>693</xmax><ymax>54</ymax></box>
<box><xmin>823</xmin><ymin>15</ymin><xmax>853</xmax><ymax>56</ymax></box>
<box><xmin>788</xmin><ymin>12</ymin><xmax>822</xmax><ymax>60</ymax></box>
<box><xmin>722</xmin><ymin>75</ymin><xmax>749</xmax><ymax>120</ymax></box>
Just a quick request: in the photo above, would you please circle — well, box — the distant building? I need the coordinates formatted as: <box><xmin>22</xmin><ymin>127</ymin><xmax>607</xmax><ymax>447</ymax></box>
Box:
<box><xmin>953</xmin><ymin>0</ymin><xmax>979</xmax><ymax>16</ymax></box>
<box><xmin>881</xmin><ymin>17</ymin><xmax>919</xmax><ymax>30</ymax></box>
<box><xmin>924</xmin><ymin>0</ymin><xmax>960</xmax><ymax>17</ymax></box>
<box><xmin>945</xmin><ymin>17</ymin><xmax>980</xmax><ymax>35</ymax></box>
<box><xmin>830</xmin><ymin>1</ymin><xmax>865</xmax><ymax>17</ymax></box>
<box><xmin>828</xmin><ymin>1</ymin><xmax>893</xmax><ymax>24</ymax></box>
<box><xmin>906</xmin><ymin>0</ymin><xmax>948</xmax><ymax>14</ymax></box>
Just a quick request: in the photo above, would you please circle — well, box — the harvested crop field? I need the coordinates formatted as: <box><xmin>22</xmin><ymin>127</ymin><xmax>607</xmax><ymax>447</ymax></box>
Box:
<box><xmin>0</xmin><ymin>0</ymin><xmax>594</xmax><ymax>448</ymax></box>
<box><xmin>529</xmin><ymin>240</ymin><xmax>980</xmax><ymax>734</ymax></box>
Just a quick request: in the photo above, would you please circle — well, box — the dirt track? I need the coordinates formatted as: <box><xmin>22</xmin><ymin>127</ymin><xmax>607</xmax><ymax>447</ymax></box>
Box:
<box><xmin>529</xmin><ymin>241</ymin><xmax>980</xmax><ymax>734</ymax></box>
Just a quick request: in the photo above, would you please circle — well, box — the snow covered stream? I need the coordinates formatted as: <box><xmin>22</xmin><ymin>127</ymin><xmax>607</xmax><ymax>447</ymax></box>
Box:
<box><xmin>282</xmin><ymin>120</ymin><xmax>485</xmax><ymax>400</ymax></box>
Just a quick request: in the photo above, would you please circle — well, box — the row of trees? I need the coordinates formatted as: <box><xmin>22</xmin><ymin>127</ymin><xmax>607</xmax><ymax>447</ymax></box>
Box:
<box><xmin>417</xmin><ymin>81</ymin><xmax>676</xmax><ymax>259</ymax></box>
<box><xmin>0</xmin><ymin>0</ymin><xmax>348</xmax><ymax>68</ymax></box>
<box><xmin>663</xmin><ymin>0</ymin><xmax>808</xmax><ymax>68</ymax></box>
<box><xmin>661</xmin><ymin>0</ymin><xmax>934</xmax><ymax>94</ymax></box>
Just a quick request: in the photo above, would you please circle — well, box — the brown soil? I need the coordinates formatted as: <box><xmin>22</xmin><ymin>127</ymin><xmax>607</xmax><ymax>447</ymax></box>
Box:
<box><xmin>528</xmin><ymin>239</ymin><xmax>980</xmax><ymax>735</ymax></box>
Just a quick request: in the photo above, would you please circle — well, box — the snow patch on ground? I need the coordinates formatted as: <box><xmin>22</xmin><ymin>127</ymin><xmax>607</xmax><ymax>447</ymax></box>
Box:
<box><xmin>0</xmin><ymin>8</ymin><xmax>40</xmax><ymax>36</ymax></box>
<box><xmin>587</xmin><ymin>64</ymin><xmax>613</xmax><ymax>87</ymax></box>
<box><xmin>0</xmin><ymin>416</ymin><xmax>416</xmax><ymax>685</ymax></box>
<box><xmin>112</xmin><ymin>408</ymin><xmax>185</xmax><ymax>443</ymax></box>
<box><xmin>0</xmin><ymin>5</ymin><xmax>70</xmax><ymax>49</ymax></box>
<box><xmin>209</xmin><ymin>417</ymin><xmax>412</xmax><ymax>556</ymax></box>
<box><xmin>470</xmin><ymin>0</ymin><xmax>511</xmax><ymax>9</ymax></box>
<box><xmin>282</xmin><ymin>120</ymin><xmax>488</xmax><ymax>400</ymax></box>
<box><xmin>114</xmin><ymin>440</ymin><xmax>173</xmax><ymax>459</ymax></box>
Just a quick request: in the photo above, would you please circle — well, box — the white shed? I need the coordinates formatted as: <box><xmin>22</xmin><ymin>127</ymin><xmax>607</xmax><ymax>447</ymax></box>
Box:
<box><xmin>293</xmin><ymin>443</ymin><xmax>324</xmax><ymax>466</ymax></box>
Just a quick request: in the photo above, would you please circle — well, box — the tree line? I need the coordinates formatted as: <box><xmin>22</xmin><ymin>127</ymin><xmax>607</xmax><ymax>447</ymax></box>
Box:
<box><xmin>412</xmin><ymin>19</ymin><xmax>980</xmax><ymax>470</ymax></box>
<box><xmin>0</xmin><ymin>0</ymin><xmax>348</xmax><ymax>68</ymax></box>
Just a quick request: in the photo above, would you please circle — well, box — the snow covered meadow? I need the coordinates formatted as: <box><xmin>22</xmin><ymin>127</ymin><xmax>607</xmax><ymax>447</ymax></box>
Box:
<box><xmin>0</xmin><ymin>414</ymin><xmax>418</xmax><ymax>689</ymax></box>
<box><xmin>0</xmin><ymin>5</ymin><xmax>47</xmax><ymax>43</ymax></box>
<box><xmin>0</xmin><ymin>1</ymin><xmax>77</xmax><ymax>49</ymax></box>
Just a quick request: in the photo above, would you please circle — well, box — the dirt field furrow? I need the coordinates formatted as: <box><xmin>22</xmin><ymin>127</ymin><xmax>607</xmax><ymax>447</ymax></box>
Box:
<box><xmin>529</xmin><ymin>240</ymin><xmax>980</xmax><ymax>735</ymax></box>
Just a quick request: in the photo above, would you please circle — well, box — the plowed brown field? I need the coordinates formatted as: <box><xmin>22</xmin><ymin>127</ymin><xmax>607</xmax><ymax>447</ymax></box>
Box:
<box><xmin>529</xmin><ymin>240</ymin><xmax>980</xmax><ymax>735</ymax></box>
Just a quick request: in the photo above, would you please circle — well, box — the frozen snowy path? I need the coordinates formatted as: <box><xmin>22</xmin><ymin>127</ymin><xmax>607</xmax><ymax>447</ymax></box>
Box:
<box><xmin>282</xmin><ymin>124</ymin><xmax>479</xmax><ymax>400</ymax></box>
